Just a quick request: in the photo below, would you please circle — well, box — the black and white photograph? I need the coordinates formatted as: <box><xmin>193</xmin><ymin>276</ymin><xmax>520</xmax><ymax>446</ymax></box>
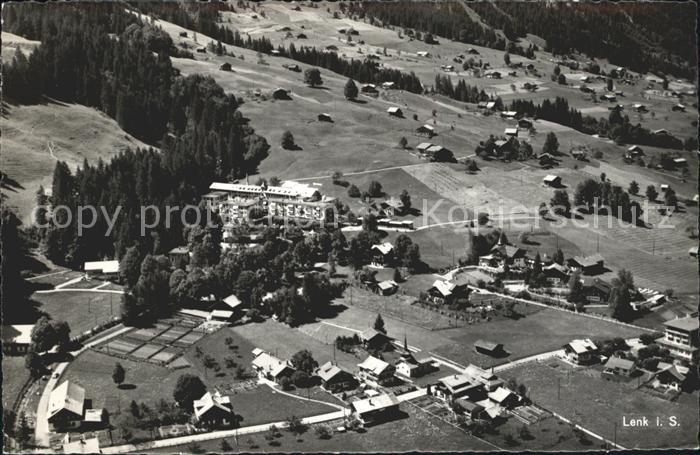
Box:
<box><xmin>1</xmin><ymin>1</ymin><xmax>698</xmax><ymax>453</ymax></box>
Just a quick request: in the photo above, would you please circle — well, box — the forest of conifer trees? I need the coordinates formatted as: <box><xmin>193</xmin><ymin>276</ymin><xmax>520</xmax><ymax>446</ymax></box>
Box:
<box><xmin>2</xmin><ymin>3</ymin><xmax>270</xmax><ymax>267</ymax></box>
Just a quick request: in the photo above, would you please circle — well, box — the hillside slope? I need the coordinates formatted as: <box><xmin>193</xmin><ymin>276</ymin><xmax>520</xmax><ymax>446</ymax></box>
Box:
<box><xmin>1</xmin><ymin>101</ymin><xmax>153</xmax><ymax>223</ymax></box>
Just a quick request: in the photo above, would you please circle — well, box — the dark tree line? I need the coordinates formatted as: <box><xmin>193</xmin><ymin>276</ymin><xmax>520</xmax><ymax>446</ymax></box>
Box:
<box><xmin>469</xmin><ymin>2</ymin><xmax>696</xmax><ymax>79</ymax></box>
<box><xmin>353</xmin><ymin>2</ymin><xmax>522</xmax><ymax>56</ymax></box>
<box><xmin>508</xmin><ymin>97</ymin><xmax>686</xmax><ymax>149</ymax></box>
<box><xmin>137</xmin><ymin>2</ymin><xmax>424</xmax><ymax>93</ymax></box>
<box><xmin>433</xmin><ymin>74</ymin><xmax>492</xmax><ymax>104</ymax></box>
<box><xmin>3</xmin><ymin>4</ymin><xmax>270</xmax><ymax>267</ymax></box>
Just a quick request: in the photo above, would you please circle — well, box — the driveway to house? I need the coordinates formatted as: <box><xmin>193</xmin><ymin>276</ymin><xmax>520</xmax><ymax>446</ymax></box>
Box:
<box><xmin>34</xmin><ymin>325</ymin><xmax>131</xmax><ymax>447</ymax></box>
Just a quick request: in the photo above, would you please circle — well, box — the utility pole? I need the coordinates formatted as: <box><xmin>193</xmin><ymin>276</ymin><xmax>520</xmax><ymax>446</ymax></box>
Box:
<box><xmin>613</xmin><ymin>422</ymin><xmax>617</xmax><ymax>448</ymax></box>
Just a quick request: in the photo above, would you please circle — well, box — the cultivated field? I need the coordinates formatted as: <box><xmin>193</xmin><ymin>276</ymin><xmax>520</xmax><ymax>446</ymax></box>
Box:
<box><xmin>150</xmin><ymin>404</ymin><xmax>495</xmax><ymax>453</ymax></box>
<box><xmin>31</xmin><ymin>291</ymin><xmax>120</xmax><ymax>335</ymax></box>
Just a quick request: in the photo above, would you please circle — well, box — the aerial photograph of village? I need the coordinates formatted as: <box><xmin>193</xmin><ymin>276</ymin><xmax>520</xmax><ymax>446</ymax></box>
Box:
<box><xmin>0</xmin><ymin>1</ymin><xmax>698</xmax><ymax>453</ymax></box>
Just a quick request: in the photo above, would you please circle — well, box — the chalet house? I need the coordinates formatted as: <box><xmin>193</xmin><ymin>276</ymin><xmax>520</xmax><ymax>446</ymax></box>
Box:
<box><xmin>487</xmin><ymin>387</ymin><xmax>520</xmax><ymax>409</ymax></box>
<box><xmin>602</xmin><ymin>94</ymin><xmax>616</xmax><ymax>102</ymax></box>
<box><xmin>380</xmin><ymin>198</ymin><xmax>405</xmax><ymax>216</ymax></box>
<box><xmin>317</xmin><ymin>113</ymin><xmax>333</xmax><ymax>122</ymax></box>
<box><xmin>425</xmin><ymin>144</ymin><xmax>455</xmax><ymax>162</ymax></box>
<box><xmin>387</xmin><ymin>106</ymin><xmax>403</xmax><ymax>117</ymax></box>
<box><xmin>490</xmin><ymin>243</ymin><xmax>528</xmax><ymax>268</ymax></box>
<box><xmin>371</xmin><ymin>242</ymin><xmax>395</xmax><ymax>267</ymax></box>
<box><xmin>454</xmin><ymin>399</ymin><xmax>485</xmax><ymax>420</ymax></box>
<box><xmin>633</xmin><ymin>103</ymin><xmax>648</xmax><ymax>113</ymax></box>
<box><xmin>48</xmin><ymin>381</ymin><xmax>85</xmax><ymax>431</ymax></box>
<box><xmin>168</xmin><ymin>246</ymin><xmax>191</xmax><ymax>268</ymax></box>
<box><xmin>467</xmin><ymin>48</ymin><xmax>480</xmax><ymax>55</ymax></box>
<box><xmin>567</xmin><ymin>254</ymin><xmax>605</xmax><ymax>275</ymax></box>
<box><xmin>84</xmin><ymin>260</ymin><xmax>120</xmax><ymax>279</ymax></box>
<box><xmin>375</xmin><ymin>280</ymin><xmax>398</xmax><ymax>296</ymax></box>
<box><xmin>504</xmin><ymin>127</ymin><xmax>519</xmax><ymax>137</ymax></box>
<box><xmin>602</xmin><ymin>357</ymin><xmax>635</xmax><ymax>377</ymax></box>
<box><xmin>485</xmin><ymin>71</ymin><xmax>502</xmax><ymax>79</ymax></box>
<box><xmin>474</xmin><ymin>340</ymin><xmax>506</xmax><ymax>357</ymax></box>
<box><xmin>672</xmin><ymin>104</ymin><xmax>686</xmax><ymax>112</ymax></box>
<box><xmin>689</xmin><ymin>246</ymin><xmax>698</xmax><ymax>258</ymax></box>
<box><xmin>360</xmin><ymin>329</ymin><xmax>393</xmax><ymax>351</ymax></box>
<box><xmin>430</xmin><ymin>374</ymin><xmax>484</xmax><ymax>403</ymax></box>
<box><xmin>493</xmin><ymin>139</ymin><xmax>509</xmax><ymax>155</ymax></box>
<box><xmin>657</xmin><ymin>317</ymin><xmax>699</xmax><ymax>363</ymax></box>
<box><xmin>571</xmin><ymin>149</ymin><xmax>586</xmax><ymax>160</ymax></box>
<box><xmin>219</xmin><ymin>62</ymin><xmax>232</xmax><ymax>72</ymax></box>
<box><xmin>478</xmin><ymin>254</ymin><xmax>504</xmax><ymax>275</ymax></box>
<box><xmin>193</xmin><ymin>391</ymin><xmax>235</xmax><ymax>428</ymax></box>
<box><xmin>395</xmin><ymin>349</ymin><xmax>436</xmax><ymax>378</ymax></box>
<box><xmin>357</xmin><ymin>355</ymin><xmax>396</xmax><ymax>386</ymax></box>
<box><xmin>1</xmin><ymin>325</ymin><xmax>33</xmax><ymax>355</ymax></box>
<box><xmin>463</xmin><ymin>364</ymin><xmax>504</xmax><ymax>392</ymax></box>
<box><xmin>539</xmin><ymin>153</ymin><xmax>556</xmax><ymax>166</ymax></box>
<box><xmin>673</xmin><ymin>158</ymin><xmax>687</xmax><ymax>168</ymax></box>
<box><xmin>416</xmin><ymin>142</ymin><xmax>433</xmax><ymax>154</ymax></box>
<box><xmin>541</xmin><ymin>263</ymin><xmax>569</xmax><ymax>286</ymax></box>
<box><xmin>651</xmin><ymin>365</ymin><xmax>687</xmax><ymax>391</ymax></box>
<box><xmin>416</xmin><ymin>51</ymin><xmax>430</xmax><ymax>57</ymax></box>
<box><xmin>518</xmin><ymin>118</ymin><xmax>533</xmax><ymax>129</ymax></box>
<box><xmin>581</xmin><ymin>278</ymin><xmax>612</xmax><ymax>303</ymax></box>
<box><xmin>500</xmin><ymin>111</ymin><xmax>518</xmax><ymax>119</ymax></box>
<box><xmin>251</xmin><ymin>351</ymin><xmax>295</xmax><ymax>383</ymax></box>
<box><xmin>626</xmin><ymin>145</ymin><xmax>644</xmax><ymax>159</ymax></box>
<box><xmin>382</xmin><ymin>82</ymin><xmax>396</xmax><ymax>89</ymax></box>
<box><xmin>563</xmin><ymin>339</ymin><xmax>599</xmax><ymax>365</ymax></box>
<box><xmin>416</xmin><ymin>124</ymin><xmax>436</xmax><ymax>137</ymax></box>
<box><xmin>316</xmin><ymin>361</ymin><xmax>357</xmax><ymax>392</ymax></box>
<box><xmin>361</xmin><ymin>84</ymin><xmax>379</xmax><ymax>95</ymax></box>
<box><xmin>543</xmin><ymin>175</ymin><xmax>562</xmax><ymax>187</ymax></box>
<box><xmin>351</xmin><ymin>393</ymin><xmax>400</xmax><ymax>426</ymax></box>
<box><xmin>427</xmin><ymin>279</ymin><xmax>469</xmax><ymax>305</ymax></box>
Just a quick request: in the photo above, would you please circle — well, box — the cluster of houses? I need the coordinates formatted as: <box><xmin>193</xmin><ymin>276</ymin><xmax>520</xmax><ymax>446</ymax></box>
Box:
<box><xmin>563</xmin><ymin>316</ymin><xmax>698</xmax><ymax>392</ymax></box>
<box><xmin>428</xmin><ymin>364</ymin><xmax>520</xmax><ymax>423</ymax></box>
<box><xmin>202</xmin><ymin>180</ymin><xmax>336</xmax><ymax>238</ymax></box>
<box><xmin>247</xmin><ymin>333</ymin><xmax>523</xmax><ymax>427</ymax></box>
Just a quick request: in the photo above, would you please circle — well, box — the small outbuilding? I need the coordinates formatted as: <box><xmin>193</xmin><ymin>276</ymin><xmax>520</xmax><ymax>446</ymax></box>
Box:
<box><xmin>543</xmin><ymin>175</ymin><xmax>562</xmax><ymax>187</ymax></box>
<box><xmin>387</xmin><ymin>106</ymin><xmax>403</xmax><ymax>117</ymax></box>
<box><xmin>416</xmin><ymin>124</ymin><xmax>436</xmax><ymax>137</ymax></box>
<box><xmin>474</xmin><ymin>340</ymin><xmax>506</xmax><ymax>357</ymax></box>
<box><xmin>84</xmin><ymin>260</ymin><xmax>120</xmax><ymax>278</ymax></box>
<box><xmin>219</xmin><ymin>62</ymin><xmax>232</xmax><ymax>71</ymax></box>
<box><xmin>317</xmin><ymin>113</ymin><xmax>333</xmax><ymax>122</ymax></box>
